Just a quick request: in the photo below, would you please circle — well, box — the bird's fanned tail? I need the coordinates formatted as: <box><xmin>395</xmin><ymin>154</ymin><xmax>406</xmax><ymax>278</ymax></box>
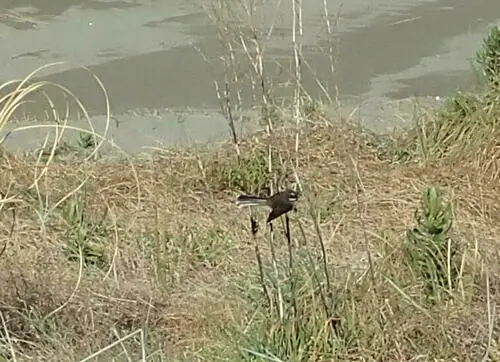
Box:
<box><xmin>235</xmin><ymin>195</ymin><xmax>268</xmax><ymax>208</ymax></box>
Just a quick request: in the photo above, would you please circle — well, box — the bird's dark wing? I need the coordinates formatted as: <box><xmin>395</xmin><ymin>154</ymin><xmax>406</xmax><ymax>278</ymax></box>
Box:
<box><xmin>267</xmin><ymin>203</ymin><xmax>294</xmax><ymax>223</ymax></box>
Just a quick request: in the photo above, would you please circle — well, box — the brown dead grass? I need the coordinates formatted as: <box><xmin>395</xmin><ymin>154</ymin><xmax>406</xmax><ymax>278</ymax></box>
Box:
<box><xmin>0</xmin><ymin>117</ymin><xmax>499</xmax><ymax>361</ymax></box>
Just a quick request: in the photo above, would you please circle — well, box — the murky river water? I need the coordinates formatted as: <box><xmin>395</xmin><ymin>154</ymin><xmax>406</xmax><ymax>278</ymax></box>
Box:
<box><xmin>0</xmin><ymin>0</ymin><xmax>499</xmax><ymax>154</ymax></box>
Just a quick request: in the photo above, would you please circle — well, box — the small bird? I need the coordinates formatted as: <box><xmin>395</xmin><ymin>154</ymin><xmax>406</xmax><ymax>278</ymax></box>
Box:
<box><xmin>235</xmin><ymin>189</ymin><xmax>299</xmax><ymax>223</ymax></box>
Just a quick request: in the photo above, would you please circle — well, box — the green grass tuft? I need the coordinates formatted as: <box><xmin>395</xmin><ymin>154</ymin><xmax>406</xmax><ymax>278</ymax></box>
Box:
<box><xmin>404</xmin><ymin>187</ymin><xmax>460</xmax><ymax>301</ymax></box>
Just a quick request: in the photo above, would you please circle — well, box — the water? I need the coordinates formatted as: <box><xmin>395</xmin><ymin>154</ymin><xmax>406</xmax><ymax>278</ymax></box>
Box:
<box><xmin>0</xmin><ymin>0</ymin><xmax>498</xmax><ymax>154</ymax></box>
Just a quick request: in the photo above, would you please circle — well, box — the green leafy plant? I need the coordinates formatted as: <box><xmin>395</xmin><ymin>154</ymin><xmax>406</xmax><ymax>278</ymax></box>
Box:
<box><xmin>62</xmin><ymin>190</ymin><xmax>110</xmax><ymax>268</ymax></box>
<box><xmin>439</xmin><ymin>91</ymin><xmax>481</xmax><ymax>121</ymax></box>
<box><xmin>475</xmin><ymin>25</ymin><xmax>500</xmax><ymax>90</ymax></box>
<box><xmin>77</xmin><ymin>131</ymin><xmax>96</xmax><ymax>150</ymax></box>
<box><xmin>37</xmin><ymin>131</ymin><xmax>97</xmax><ymax>162</ymax></box>
<box><xmin>405</xmin><ymin>187</ymin><xmax>459</xmax><ymax>301</ymax></box>
<box><xmin>211</xmin><ymin>150</ymin><xmax>278</xmax><ymax>194</ymax></box>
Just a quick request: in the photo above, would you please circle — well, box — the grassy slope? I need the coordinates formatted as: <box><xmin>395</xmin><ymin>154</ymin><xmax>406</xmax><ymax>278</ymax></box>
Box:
<box><xmin>1</xmin><ymin>103</ymin><xmax>500</xmax><ymax>360</ymax></box>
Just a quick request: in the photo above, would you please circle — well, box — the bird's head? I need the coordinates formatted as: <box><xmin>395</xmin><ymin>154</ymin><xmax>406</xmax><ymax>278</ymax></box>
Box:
<box><xmin>285</xmin><ymin>189</ymin><xmax>299</xmax><ymax>202</ymax></box>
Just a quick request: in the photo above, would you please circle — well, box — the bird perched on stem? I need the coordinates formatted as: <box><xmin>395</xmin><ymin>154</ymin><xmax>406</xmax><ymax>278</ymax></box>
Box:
<box><xmin>235</xmin><ymin>189</ymin><xmax>299</xmax><ymax>223</ymax></box>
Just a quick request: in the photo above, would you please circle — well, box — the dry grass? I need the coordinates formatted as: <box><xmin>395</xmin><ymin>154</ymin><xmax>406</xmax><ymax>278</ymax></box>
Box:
<box><xmin>0</xmin><ymin>111</ymin><xmax>499</xmax><ymax>360</ymax></box>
